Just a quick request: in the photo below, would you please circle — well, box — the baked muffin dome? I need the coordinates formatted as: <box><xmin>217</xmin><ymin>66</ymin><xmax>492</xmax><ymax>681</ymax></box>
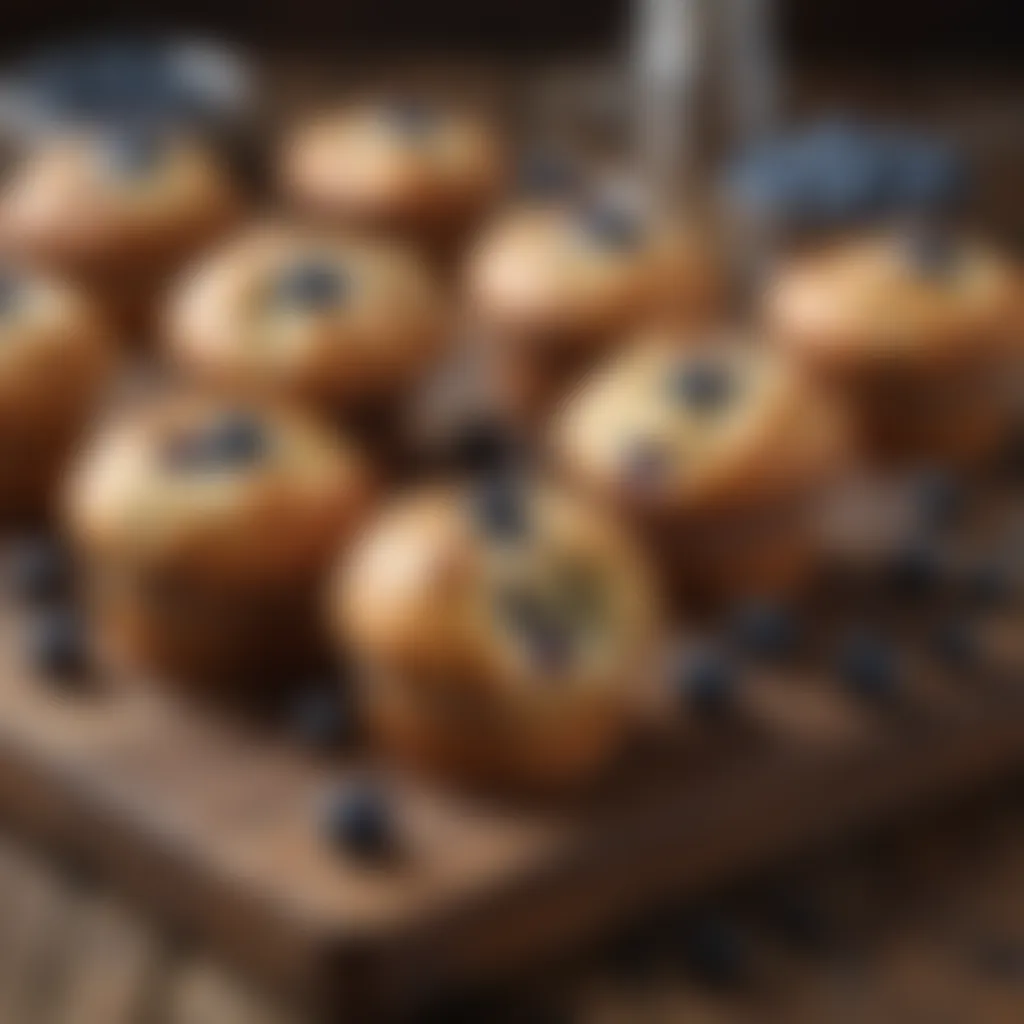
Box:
<box><xmin>334</xmin><ymin>478</ymin><xmax>659</xmax><ymax>789</ymax></box>
<box><xmin>279</xmin><ymin>99</ymin><xmax>504</xmax><ymax>248</ymax></box>
<box><xmin>165</xmin><ymin>225</ymin><xmax>450</xmax><ymax>413</ymax></box>
<box><xmin>67</xmin><ymin>393</ymin><xmax>373</xmax><ymax>682</ymax></box>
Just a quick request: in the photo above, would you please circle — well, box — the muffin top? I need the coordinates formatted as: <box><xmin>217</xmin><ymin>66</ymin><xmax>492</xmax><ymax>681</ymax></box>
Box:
<box><xmin>765</xmin><ymin>230</ymin><xmax>1022</xmax><ymax>372</ymax></box>
<box><xmin>165</xmin><ymin>225</ymin><xmax>450</xmax><ymax>409</ymax></box>
<box><xmin>0</xmin><ymin>261</ymin><xmax>114</xmax><ymax>427</ymax></box>
<box><xmin>553</xmin><ymin>335</ymin><xmax>850</xmax><ymax>517</ymax></box>
<box><xmin>0</xmin><ymin>128</ymin><xmax>239</xmax><ymax>274</ymax></box>
<box><xmin>280</xmin><ymin>99</ymin><xmax>504</xmax><ymax>239</ymax></box>
<box><xmin>466</xmin><ymin>199</ymin><xmax>718</xmax><ymax>351</ymax></box>
<box><xmin>337</xmin><ymin>478</ymin><xmax>658</xmax><ymax>700</ymax></box>
<box><xmin>67</xmin><ymin>394</ymin><xmax>373</xmax><ymax>587</ymax></box>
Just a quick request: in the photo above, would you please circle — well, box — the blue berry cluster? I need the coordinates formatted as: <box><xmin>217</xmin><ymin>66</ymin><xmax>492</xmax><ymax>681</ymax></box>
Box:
<box><xmin>727</xmin><ymin>119</ymin><xmax>970</xmax><ymax>230</ymax></box>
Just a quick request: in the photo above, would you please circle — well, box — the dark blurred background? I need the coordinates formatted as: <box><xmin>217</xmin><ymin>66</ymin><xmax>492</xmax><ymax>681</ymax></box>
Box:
<box><xmin>2</xmin><ymin>0</ymin><xmax>1022</xmax><ymax>62</ymax></box>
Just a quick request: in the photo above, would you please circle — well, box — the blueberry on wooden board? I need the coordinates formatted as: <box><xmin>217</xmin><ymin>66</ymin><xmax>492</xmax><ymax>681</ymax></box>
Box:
<box><xmin>274</xmin><ymin>259</ymin><xmax>348</xmax><ymax>311</ymax></box>
<box><xmin>671</xmin><ymin>646</ymin><xmax>738</xmax><ymax>717</ymax></box>
<box><xmin>26</xmin><ymin>607</ymin><xmax>90</xmax><ymax>683</ymax></box>
<box><xmin>5</xmin><ymin>535</ymin><xmax>72</xmax><ymax>605</ymax></box>
<box><xmin>319</xmin><ymin>781</ymin><xmax>393</xmax><ymax>859</ymax></box>
<box><xmin>837</xmin><ymin>631</ymin><xmax>901</xmax><ymax>700</ymax></box>
<box><xmin>731</xmin><ymin>599</ymin><xmax>799</xmax><ymax>661</ymax></box>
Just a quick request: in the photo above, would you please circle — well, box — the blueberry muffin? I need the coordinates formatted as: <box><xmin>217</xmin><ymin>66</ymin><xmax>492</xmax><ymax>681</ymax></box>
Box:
<box><xmin>0</xmin><ymin>127</ymin><xmax>240</xmax><ymax>332</ymax></box>
<box><xmin>552</xmin><ymin>337</ymin><xmax>851</xmax><ymax>605</ymax></box>
<box><xmin>334</xmin><ymin>479</ymin><xmax>659</xmax><ymax>790</ymax></box>
<box><xmin>165</xmin><ymin>225</ymin><xmax>450</xmax><ymax>418</ymax></box>
<box><xmin>0</xmin><ymin>261</ymin><xmax>115</xmax><ymax>521</ymax></box>
<box><xmin>66</xmin><ymin>395</ymin><xmax>373</xmax><ymax>685</ymax></box>
<box><xmin>465</xmin><ymin>199</ymin><xmax>719</xmax><ymax>422</ymax></box>
<box><xmin>279</xmin><ymin>99</ymin><xmax>504</xmax><ymax>253</ymax></box>
<box><xmin>765</xmin><ymin>229</ymin><xmax>1023</xmax><ymax>463</ymax></box>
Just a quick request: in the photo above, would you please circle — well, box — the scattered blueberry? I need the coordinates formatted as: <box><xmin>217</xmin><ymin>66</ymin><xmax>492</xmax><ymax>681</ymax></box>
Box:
<box><xmin>26</xmin><ymin>607</ymin><xmax>90</xmax><ymax>683</ymax></box>
<box><xmin>885</xmin><ymin>542</ymin><xmax>943</xmax><ymax>600</ymax></box>
<box><xmin>290</xmin><ymin>687</ymin><xmax>355</xmax><ymax>751</ymax></box>
<box><xmin>913</xmin><ymin>466</ymin><xmax>964</xmax><ymax>531</ymax></box>
<box><xmin>273</xmin><ymin>259</ymin><xmax>348</xmax><ymax>311</ymax></box>
<box><xmin>929</xmin><ymin>618</ymin><xmax>979</xmax><ymax>672</ymax></box>
<box><xmin>837</xmin><ymin>630</ymin><xmax>901</xmax><ymax>700</ymax></box>
<box><xmin>578</xmin><ymin>202</ymin><xmax>643</xmax><ymax>250</ymax></box>
<box><xmin>669</xmin><ymin>359</ymin><xmax>735</xmax><ymax>414</ymax></box>
<box><xmin>762</xmin><ymin>884</ymin><xmax>832</xmax><ymax>952</ymax></box>
<box><xmin>469</xmin><ymin>476</ymin><xmax>529</xmax><ymax>541</ymax></box>
<box><xmin>515</xmin><ymin>150</ymin><xmax>580</xmax><ymax>199</ymax></box>
<box><xmin>5</xmin><ymin>536</ymin><xmax>72</xmax><ymax>605</ymax></box>
<box><xmin>680</xmin><ymin>914</ymin><xmax>750</xmax><ymax>987</ymax></box>
<box><xmin>319</xmin><ymin>780</ymin><xmax>394</xmax><ymax>860</ymax></box>
<box><xmin>671</xmin><ymin>646</ymin><xmax>738</xmax><ymax>717</ymax></box>
<box><xmin>731</xmin><ymin>600</ymin><xmax>799</xmax><ymax>661</ymax></box>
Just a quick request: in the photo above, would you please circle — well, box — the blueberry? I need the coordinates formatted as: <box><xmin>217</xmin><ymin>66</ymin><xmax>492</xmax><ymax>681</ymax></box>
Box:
<box><xmin>383</xmin><ymin>98</ymin><xmax>437</xmax><ymax>138</ymax></box>
<box><xmin>5</xmin><ymin>536</ymin><xmax>72</xmax><ymax>605</ymax></box>
<box><xmin>578</xmin><ymin>202</ymin><xmax>643</xmax><ymax>250</ymax></box>
<box><xmin>469</xmin><ymin>476</ymin><xmax>529</xmax><ymax>541</ymax></box>
<box><xmin>290</xmin><ymin>687</ymin><xmax>355</xmax><ymax>751</ymax></box>
<box><xmin>960</xmin><ymin>559</ymin><xmax>1014</xmax><ymax>609</ymax></box>
<box><xmin>273</xmin><ymin>260</ymin><xmax>348</xmax><ymax>311</ymax></box>
<box><xmin>892</xmin><ymin>137</ymin><xmax>970</xmax><ymax>213</ymax></box>
<box><xmin>319</xmin><ymin>781</ymin><xmax>393</xmax><ymax>859</ymax></box>
<box><xmin>26</xmin><ymin>607</ymin><xmax>90</xmax><ymax>683</ymax></box>
<box><xmin>515</xmin><ymin>150</ymin><xmax>580</xmax><ymax>199</ymax></box>
<box><xmin>731</xmin><ymin>600</ymin><xmax>799</xmax><ymax>661</ymax></box>
<box><xmin>671</xmin><ymin>647</ymin><xmax>738</xmax><ymax>717</ymax></box>
<box><xmin>669</xmin><ymin>359</ymin><xmax>735</xmax><ymax>414</ymax></box>
<box><xmin>681</xmin><ymin>915</ymin><xmax>749</xmax><ymax>987</ymax></box>
<box><xmin>496</xmin><ymin>589</ymin><xmax>574</xmax><ymax>674</ymax></box>
<box><xmin>929</xmin><ymin>618</ymin><xmax>979</xmax><ymax>672</ymax></box>
<box><xmin>902</xmin><ymin>224</ymin><xmax>959</xmax><ymax>278</ymax></box>
<box><xmin>885</xmin><ymin>542</ymin><xmax>943</xmax><ymax>600</ymax></box>
<box><xmin>837</xmin><ymin>630</ymin><xmax>901</xmax><ymax>700</ymax></box>
<box><xmin>102</xmin><ymin>127</ymin><xmax>165</xmax><ymax>178</ymax></box>
<box><xmin>913</xmin><ymin>467</ymin><xmax>964</xmax><ymax>531</ymax></box>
